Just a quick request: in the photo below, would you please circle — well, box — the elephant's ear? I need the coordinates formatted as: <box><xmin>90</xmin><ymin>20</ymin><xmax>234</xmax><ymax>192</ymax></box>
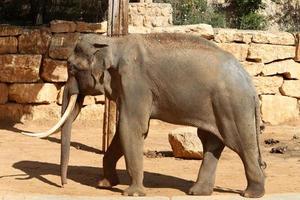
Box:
<box><xmin>93</xmin><ymin>43</ymin><xmax>109</xmax><ymax>49</ymax></box>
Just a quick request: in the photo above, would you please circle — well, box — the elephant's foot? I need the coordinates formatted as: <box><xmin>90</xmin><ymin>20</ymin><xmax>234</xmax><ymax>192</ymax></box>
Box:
<box><xmin>98</xmin><ymin>175</ymin><xmax>119</xmax><ymax>188</ymax></box>
<box><xmin>243</xmin><ymin>182</ymin><xmax>265</xmax><ymax>198</ymax></box>
<box><xmin>122</xmin><ymin>185</ymin><xmax>146</xmax><ymax>196</ymax></box>
<box><xmin>188</xmin><ymin>183</ymin><xmax>213</xmax><ymax>196</ymax></box>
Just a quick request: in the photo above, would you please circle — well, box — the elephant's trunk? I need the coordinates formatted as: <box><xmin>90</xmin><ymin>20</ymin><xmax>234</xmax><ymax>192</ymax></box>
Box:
<box><xmin>60</xmin><ymin>77</ymin><xmax>82</xmax><ymax>186</ymax></box>
<box><xmin>20</xmin><ymin>94</ymin><xmax>78</xmax><ymax>138</ymax></box>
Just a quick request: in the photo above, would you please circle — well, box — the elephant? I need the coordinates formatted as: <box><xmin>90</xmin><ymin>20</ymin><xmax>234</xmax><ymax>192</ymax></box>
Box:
<box><xmin>22</xmin><ymin>33</ymin><xmax>266</xmax><ymax>198</ymax></box>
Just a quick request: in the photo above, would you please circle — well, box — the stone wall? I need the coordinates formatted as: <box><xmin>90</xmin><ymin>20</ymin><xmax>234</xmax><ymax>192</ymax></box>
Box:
<box><xmin>0</xmin><ymin>3</ymin><xmax>299</xmax><ymax>125</ymax></box>
<box><xmin>0</xmin><ymin>21</ymin><xmax>107</xmax><ymax>122</ymax></box>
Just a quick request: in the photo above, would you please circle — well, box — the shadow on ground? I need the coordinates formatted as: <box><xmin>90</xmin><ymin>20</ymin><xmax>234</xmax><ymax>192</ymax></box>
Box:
<box><xmin>7</xmin><ymin>161</ymin><xmax>192</xmax><ymax>194</ymax></box>
<box><xmin>2</xmin><ymin>161</ymin><xmax>243</xmax><ymax>195</ymax></box>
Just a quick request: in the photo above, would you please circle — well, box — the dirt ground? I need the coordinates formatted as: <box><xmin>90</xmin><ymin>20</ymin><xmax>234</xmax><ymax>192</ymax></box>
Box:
<box><xmin>0</xmin><ymin>119</ymin><xmax>299</xmax><ymax>197</ymax></box>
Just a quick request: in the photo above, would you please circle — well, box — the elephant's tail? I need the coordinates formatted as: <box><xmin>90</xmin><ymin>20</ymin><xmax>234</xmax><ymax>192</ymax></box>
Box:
<box><xmin>255</xmin><ymin>96</ymin><xmax>267</xmax><ymax>171</ymax></box>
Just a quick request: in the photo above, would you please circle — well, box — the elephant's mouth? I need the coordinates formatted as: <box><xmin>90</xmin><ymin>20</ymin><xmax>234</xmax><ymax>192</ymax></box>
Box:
<box><xmin>20</xmin><ymin>94</ymin><xmax>78</xmax><ymax>138</ymax></box>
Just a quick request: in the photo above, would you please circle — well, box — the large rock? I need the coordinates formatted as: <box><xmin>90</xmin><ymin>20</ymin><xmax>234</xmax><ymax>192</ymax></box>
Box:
<box><xmin>49</xmin><ymin>33</ymin><xmax>79</xmax><ymax>60</ymax></box>
<box><xmin>0</xmin><ymin>83</ymin><xmax>8</xmax><ymax>104</ymax></box>
<box><xmin>280</xmin><ymin>80</ymin><xmax>300</xmax><ymax>98</ymax></box>
<box><xmin>168</xmin><ymin>127</ymin><xmax>203</xmax><ymax>159</ymax></box>
<box><xmin>0</xmin><ymin>25</ymin><xmax>22</xmax><ymax>36</ymax></box>
<box><xmin>241</xmin><ymin>62</ymin><xmax>264</xmax><ymax>76</ymax></box>
<box><xmin>50</xmin><ymin>20</ymin><xmax>76</xmax><ymax>33</ymax></box>
<box><xmin>252</xmin><ymin>76</ymin><xmax>283</xmax><ymax>95</ymax></box>
<box><xmin>9</xmin><ymin>83</ymin><xmax>59</xmax><ymax>104</ymax></box>
<box><xmin>217</xmin><ymin>43</ymin><xmax>249</xmax><ymax>61</ymax></box>
<box><xmin>0</xmin><ymin>55</ymin><xmax>41</xmax><ymax>83</ymax></box>
<box><xmin>262</xmin><ymin>59</ymin><xmax>300</xmax><ymax>79</ymax></box>
<box><xmin>0</xmin><ymin>37</ymin><xmax>18</xmax><ymax>54</ymax></box>
<box><xmin>18</xmin><ymin>28</ymin><xmax>51</xmax><ymax>54</ymax></box>
<box><xmin>41</xmin><ymin>59</ymin><xmax>68</xmax><ymax>82</ymax></box>
<box><xmin>261</xmin><ymin>95</ymin><xmax>299</xmax><ymax>125</ymax></box>
<box><xmin>248</xmin><ymin>43</ymin><xmax>295</xmax><ymax>63</ymax></box>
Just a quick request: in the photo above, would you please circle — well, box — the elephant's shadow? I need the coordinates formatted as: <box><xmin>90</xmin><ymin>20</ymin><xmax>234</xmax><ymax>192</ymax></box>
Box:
<box><xmin>11</xmin><ymin>161</ymin><xmax>194</xmax><ymax>194</ymax></box>
<box><xmin>10</xmin><ymin>161</ymin><xmax>243</xmax><ymax>195</ymax></box>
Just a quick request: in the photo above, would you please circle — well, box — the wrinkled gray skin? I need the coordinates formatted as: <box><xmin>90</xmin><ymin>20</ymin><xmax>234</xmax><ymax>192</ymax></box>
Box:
<box><xmin>63</xmin><ymin>33</ymin><xmax>265</xmax><ymax>198</ymax></box>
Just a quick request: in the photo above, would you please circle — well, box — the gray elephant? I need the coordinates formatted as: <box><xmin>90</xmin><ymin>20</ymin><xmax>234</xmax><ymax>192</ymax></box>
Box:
<box><xmin>23</xmin><ymin>33</ymin><xmax>265</xmax><ymax>198</ymax></box>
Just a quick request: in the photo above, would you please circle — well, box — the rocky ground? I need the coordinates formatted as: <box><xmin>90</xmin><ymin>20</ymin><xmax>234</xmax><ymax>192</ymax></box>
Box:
<box><xmin>0</xmin><ymin>119</ymin><xmax>299</xmax><ymax>197</ymax></box>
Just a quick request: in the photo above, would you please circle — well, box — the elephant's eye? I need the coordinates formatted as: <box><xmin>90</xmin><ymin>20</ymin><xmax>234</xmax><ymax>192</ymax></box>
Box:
<box><xmin>99</xmin><ymin>72</ymin><xmax>104</xmax><ymax>84</ymax></box>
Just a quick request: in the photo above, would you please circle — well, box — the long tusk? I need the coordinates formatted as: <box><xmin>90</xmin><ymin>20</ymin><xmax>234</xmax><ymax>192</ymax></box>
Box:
<box><xmin>21</xmin><ymin>94</ymin><xmax>78</xmax><ymax>138</ymax></box>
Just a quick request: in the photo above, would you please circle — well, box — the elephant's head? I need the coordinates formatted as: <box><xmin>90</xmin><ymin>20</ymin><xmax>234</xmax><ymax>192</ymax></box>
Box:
<box><xmin>21</xmin><ymin>34</ymin><xmax>116</xmax><ymax>137</ymax></box>
<box><xmin>68</xmin><ymin>35</ymin><xmax>115</xmax><ymax>96</ymax></box>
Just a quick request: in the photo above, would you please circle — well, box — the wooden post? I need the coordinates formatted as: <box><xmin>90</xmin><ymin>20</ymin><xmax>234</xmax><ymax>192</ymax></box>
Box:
<box><xmin>295</xmin><ymin>33</ymin><xmax>300</xmax><ymax>62</ymax></box>
<box><xmin>102</xmin><ymin>0</ymin><xmax>129</xmax><ymax>152</ymax></box>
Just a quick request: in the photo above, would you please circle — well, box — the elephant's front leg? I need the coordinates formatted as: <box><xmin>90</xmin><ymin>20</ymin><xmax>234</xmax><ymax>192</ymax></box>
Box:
<box><xmin>119</xmin><ymin>100</ymin><xmax>151</xmax><ymax>196</ymax></box>
<box><xmin>120</xmin><ymin>119</ymin><xmax>147</xmax><ymax>196</ymax></box>
<box><xmin>98</xmin><ymin>129</ymin><xmax>123</xmax><ymax>188</ymax></box>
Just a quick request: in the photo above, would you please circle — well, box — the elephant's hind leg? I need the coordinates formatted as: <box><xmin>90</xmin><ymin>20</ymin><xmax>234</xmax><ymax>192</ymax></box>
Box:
<box><xmin>222</xmin><ymin>118</ymin><xmax>265</xmax><ymax>198</ymax></box>
<box><xmin>98</xmin><ymin>130</ymin><xmax>123</xmax><ymax>188</ymax></box>
<box><xmin>189</xmin><ymin>129</ymin><xmax>225</xmax><ymax>195</ymax></box>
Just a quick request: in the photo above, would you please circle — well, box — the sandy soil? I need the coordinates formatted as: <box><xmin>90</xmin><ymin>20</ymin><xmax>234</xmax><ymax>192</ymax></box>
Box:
<box><xmin>0</xmin><ymin>119</ymin><xmax>299</xmax><ymax>197</ymax></box>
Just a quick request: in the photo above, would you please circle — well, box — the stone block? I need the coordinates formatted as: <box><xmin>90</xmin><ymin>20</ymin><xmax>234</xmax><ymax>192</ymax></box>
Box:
<box><xmin>261</xmin><ymin>95</ymin><xmax>299</xmax><ymax>125</ymax></box>
<box><xmin>18</xmin><ymin>28</ymin><xmax>51</xmax><ymax>54</ymax></box>
<box><xmin>9</xmin><ymin>83</ymin><xmax>59</xmax><ymax>104</ymax></box>
<box><xmin>0</xmin><ymin>25</ymin><xmax>22</xmax><ymax>36</ymax></box>
<box><xmin>95</xmin><ymin>95</ymin><xmax>105</xmax><ymax>104</ymax></box>
<box><xmin>214</xmin><ymin>29</ymin><xmax>295</xmax><ymax>46</ymax></box>
<box><xmin>252</xmin><ymin>31</ymin><xmax>295</xmax><ymax>46</ymax></box>
<box><xmin>241</xmin><ymin>62</ymin><xmax>264</xmax><ymax>76</ymax></box>
<box><xmin>0</xmin><ymin>55</ymin><xmax>41</xmax><ymax>83</ymax></box>
<box><xmin>248</xmin><ymin>43</ymin><xmax>295</xmax><ymax>63</ymax></box>
<box><xmin>57</xmin><ymin>88</ymin><xmax>96</xmax><ymax>105</ymax></box>
<box><xmin>217</xmin><ymin>43</ymin><xmax>249</xmax><ymax>61</ymax></box>
<box><xmin>57</xmin><ymin>86</ymin><xmax>64</xmax><ymax>105</ymax></box>
<box><xmin>0</xmin><ymin>103</ymin><xmax>31</xmax><ymax>122</ymax></box>
<box><xmin>41</xmin><ymin>59</ymin><xmax>68</xmax><ymax>82</ymax></box>
<box><xmin>77</xmin><ymin>104</ymin><xmax>104</xmax><ymax>121</ymax></box>
<box><xmin>252</xmin><ymin>76</ymin><xmax>283</xmax><ymax>95</ymax></box>
<box><xmin>129</xmin><ymin>3</ymin><xmax>173</xmax><ymax>27</ymax></box>
<box><xmin>0</xmin><ymin>83</ymin><xmax>8</xmax><ymax>104</ymax></box>
<box><xmin>25</xmin><ymin>103</ymin><xmax>61</xmax><ymax>121</ymax></box>
<box><xmin>50</xmin><ymin>20</ymin><xmax>76</xmax><ymax>33</ymax></box>
<box><xmin>49</xmin><ymin>33</ymin><xmax>79</xmax><ymax>60</ymax></box>
<box><xmin>168</xmin><ymin>127</ymin><xmax>203</xmax><ymax>159</ymax></box>
<box><xmin>83</xmin><ymin>96</ymin><xmax>96</xmax><ymax>105</ymax></box>
<box><xmin>263</xmin><ymin>59</ymin><xmax>300</xmax><ymax>79</ymax></box>
<box><xmin>280</xmin><ymin>80</ymin><xmax>300</xmax><ymax>98</ymax></box>
<box><xmin>129</xmin><ymin>15</ymin><xmax>144</xmax><ymax>27</ymax></box>
<box><xmin>151</xmin><ymin>24</ymin><xmax>214</xmax><ymax>40</ymax></box>
<box><xmin>0</xmin><ymin>37</ymin><xmax>18</xmax><ymax>54</ymax></box>
<box><xmin>76</xmin><ymin>21</ymin><xmax>106</xmax><ymax>33</ymax></box>
<box><xmin>214</xmin><ymin>28</ymin><xmax>254</xmax><ymax>44</ymax></box>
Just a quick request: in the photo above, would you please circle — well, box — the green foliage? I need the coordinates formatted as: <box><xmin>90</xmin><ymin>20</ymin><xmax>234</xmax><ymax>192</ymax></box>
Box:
<box><xmin>155</xmin><ymin>0</ymin><xmax>226</xmax><ymax>27</ymax></box>
<box><xmin>239</xmin><ymin>12</ymin><xmax>267</xmax><ymax>30</ymax></box>
<box><xmin>227</xmin><ymin>0</ymin><xmax>266</xmax><ymax>30</ymax></box>
<box><xmin>279</xmin><ymin>0</ymin><xmax>300</xmax><ymax>32</ymax></box>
